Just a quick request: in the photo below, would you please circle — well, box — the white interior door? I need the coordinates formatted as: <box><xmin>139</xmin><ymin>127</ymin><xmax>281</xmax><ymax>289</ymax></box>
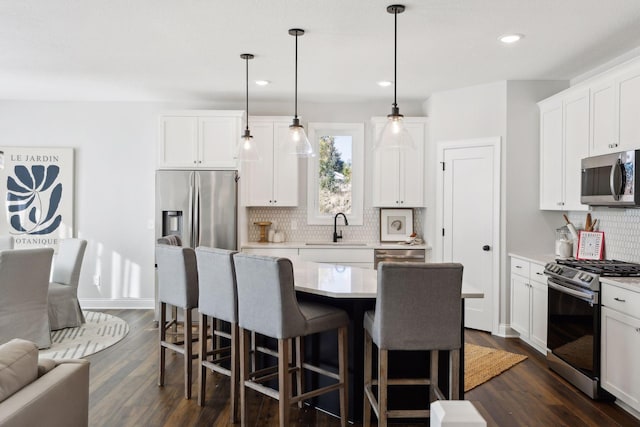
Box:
<box><xmin>440</xmin><ymin>139</ymin><xmax>500</xmax><ymax>332</ymax></box>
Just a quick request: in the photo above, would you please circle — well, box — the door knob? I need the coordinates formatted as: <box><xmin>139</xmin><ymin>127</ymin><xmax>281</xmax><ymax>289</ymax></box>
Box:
<box><xmin>482</xmin><ymin>245</ymin><xmax>491</xmax><ymax>251</ymax></box>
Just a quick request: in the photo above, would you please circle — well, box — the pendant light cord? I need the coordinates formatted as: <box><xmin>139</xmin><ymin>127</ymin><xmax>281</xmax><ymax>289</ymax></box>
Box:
<box><xmin>294</xmin><ymin>32</ymin><xmax>299</xmax><ymax>119</ymax></box>
<box><xmin>245</xmin><ymin>56</ymin><xmax>250</xmax><ymax>132</ymax></box>
<box><xmin>393</xmin><ymin>8</ymin><xmax>398</xmax><ymax>109</ymax></box>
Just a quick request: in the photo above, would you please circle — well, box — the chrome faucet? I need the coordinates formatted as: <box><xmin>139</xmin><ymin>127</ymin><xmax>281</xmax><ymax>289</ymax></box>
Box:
<box><xmin>333</xmin><ymin>213</ymin><xmax>348</xmax><ymax>242</ymax></box>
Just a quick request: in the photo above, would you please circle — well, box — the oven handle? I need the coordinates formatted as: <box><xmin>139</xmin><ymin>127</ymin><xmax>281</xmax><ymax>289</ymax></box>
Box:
<box><xmin>547</xmin><ymin>279</ymin><xmax>596</xmax><ymax>304</ymax></box>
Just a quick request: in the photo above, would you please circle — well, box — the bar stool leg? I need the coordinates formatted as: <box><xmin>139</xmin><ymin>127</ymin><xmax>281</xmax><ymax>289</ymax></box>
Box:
<box><xmin>338</xmin><ymin>326</ymin><xmax>348</xmax><ymax>427</ymax></box>
<box><xmin>158</xmin><ymin>302</ymin><xmax>166</xmax><ymax>387</ymax></box>
<box><xmin>239</xmin><ymin>327</ymin><xmax>250</xmax><ymax>427</ymax></box>
<box><xmin>278</xmin><ymin>338</ymin><xmax>291</xmax><ymax>427</ymax></box>
<box><xmin>198</xmin><ymin>313</ymin><xmax>208</xmax><ymax>406</ymax></box>
<box><xmin>230</xmin><ymin>322</ymin><xmax>239</xmax><ymax>424</ymax></box>
<box><xmin>184</xmin><ymin>308</ymin><xmax>193</xmax><ymax>399</ymax></box>
<box><xmin>450</xmin><ymin>349</ymin><xmax>460</xmax><ymax>399</ymax></box>
<box><xmin>295</xmin><ymin>336</ymin><xmax>304</xmax><ymax>408</ymax></box>
<box><xmin>379</xmin><ymin>348</ymin><xmax>388</xmax><ymax>427</ymax></box>
<box><xmin>430</xmin><ymin>350</ymin><xmax>439</xmax><ymax>402</ymax></box>
<box><xmin>363</xmin><ymin>332</ymin><xmax>373</xmax><ymax>427</ymax></box>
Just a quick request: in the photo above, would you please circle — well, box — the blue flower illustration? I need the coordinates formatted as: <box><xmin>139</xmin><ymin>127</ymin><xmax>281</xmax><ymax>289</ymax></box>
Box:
<box><xmin>6</xmin><ymin>165</ymin><xmax>62</xmax><ymax>235</ymax></box>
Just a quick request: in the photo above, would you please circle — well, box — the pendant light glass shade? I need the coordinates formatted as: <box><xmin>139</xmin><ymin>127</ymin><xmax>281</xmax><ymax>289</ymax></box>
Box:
<box><xmin>376</xmin><ymin>5</ymin><xmax>414</xmax><ymax>151</ymax></box>
<box><xmin>287</xmin><ymin>28</ymin><xmax>314</xmax><ymax>157</ymax></box>
<box><xmin>236</xmin><ymin>53</ymin><xmax>260</xmax><ymax>162</ymax></box>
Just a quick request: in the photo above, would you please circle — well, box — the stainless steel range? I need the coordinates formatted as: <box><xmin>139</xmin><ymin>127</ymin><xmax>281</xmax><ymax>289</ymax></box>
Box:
<box><xmin>544</xmin><ymin>259</ymin><xmax>640</xmax><ymax>399</ymax></box>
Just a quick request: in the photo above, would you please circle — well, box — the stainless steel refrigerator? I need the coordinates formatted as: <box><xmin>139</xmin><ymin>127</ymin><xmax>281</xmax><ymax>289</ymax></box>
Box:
<box><xmin>155</xmin><ymin>170</ymin><xmax>238</xmax><ymax>249</ymax></box>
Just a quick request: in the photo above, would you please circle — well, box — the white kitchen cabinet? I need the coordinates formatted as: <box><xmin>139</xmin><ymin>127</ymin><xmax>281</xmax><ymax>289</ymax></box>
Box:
<box><xmin>158</xmin><ymin>110</ymin><xmax>243</xmax><ymax>169</ymax></box>
<box><xmin>242</xmin><ymin>117</ymin><xmax>298</xmax><ymax>207</ymax></box>
<box><xmin>510</xmin><ymin>256</ymin><xmax>548</xmax><ymax>354</ymax></box>
<box><xmin>538</xmin><ymin>89</ymin><xmax>589</xmax><ymax>211</ymax></box>
<box><xmin>601</xmin><ymin>283</ymin><xmax>640</xmax><ymax>412</ymax></box>
<box><xmin>371</xmin><ymin>117</ymin><xmax>427</xmax><ymax>207</ymax></box>
<box><xmin>590</xmin><ymin>60</ymin><xmax>640</xmax><ymax>155</ymax></box>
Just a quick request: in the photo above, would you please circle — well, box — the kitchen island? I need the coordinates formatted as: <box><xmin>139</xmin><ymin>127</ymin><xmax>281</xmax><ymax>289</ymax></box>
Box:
<box><xmin>287</xmin><ymin>258</ymin><xmax>483</xmax><ymax>422</ymax></box>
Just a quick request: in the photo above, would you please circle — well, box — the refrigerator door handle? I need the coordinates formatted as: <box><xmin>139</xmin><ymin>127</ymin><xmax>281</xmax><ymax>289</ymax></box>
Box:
<box><xmin>194</xmin><ymin>172</ymin><xmax>201</xmax><ymax>247</ymax></box>
<box><xmin>188</xmin><ymin>171</ymin><xmax>195</xmax><ymax>247</ymax></box>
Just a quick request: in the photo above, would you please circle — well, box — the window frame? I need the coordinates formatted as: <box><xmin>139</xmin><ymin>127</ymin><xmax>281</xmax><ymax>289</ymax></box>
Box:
<box><xmin>306</xmin><ymin>122</ymin><xmax>364</xmax><ymax>225</ymax></box>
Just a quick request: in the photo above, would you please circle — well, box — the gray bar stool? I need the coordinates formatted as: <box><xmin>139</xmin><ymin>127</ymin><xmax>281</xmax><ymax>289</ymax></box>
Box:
<box><xmin>195</xmin><ymin>246</ymin><xmax>239</xmax><ymax>423</ymax></box>
<box><xmin>363</xmin><ymin>262</ymin><xmax>464</xmax><ymax>426</ymax></box>
<box><xmin>233</xmin><ymin>253</ymin><xmax>350</xmax><ymax>427</ymax></box>
<box><xmin>156</xmin><ymin>244</ymin><xmax>199</xmax><ymax>399</ymax></box>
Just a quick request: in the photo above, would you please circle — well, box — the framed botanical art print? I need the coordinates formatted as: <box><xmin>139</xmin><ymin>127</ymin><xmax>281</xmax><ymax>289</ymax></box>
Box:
<box><xmin>380</xmin><ymin>208</ymin><xmax>413</xmax><ymax>242</ymax></box>
<box><xmin>0</xmin><ymin>147</ymin><xmax>74</xmax><ymax>250</ymax></box>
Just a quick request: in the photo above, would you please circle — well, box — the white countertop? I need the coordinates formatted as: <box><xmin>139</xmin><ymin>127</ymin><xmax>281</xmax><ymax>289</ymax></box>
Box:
<box><xmin>600</xmin><ymin>276</ymin><xmax>640</xmax><ymax>293</ymax></box>
<box><xmin>243</xmin><ymin>241</ymin><xmax>430</xmax><ymax>250</ymax></box>
<box><xmin>291</xmin><ymin>258</ymin><xmax>483</xmax><ymax>299</ymax></box>
<box><xmin>508</xmin><ymin>252</ymin><xmax>557</xmax><ymax>266</ymax></box>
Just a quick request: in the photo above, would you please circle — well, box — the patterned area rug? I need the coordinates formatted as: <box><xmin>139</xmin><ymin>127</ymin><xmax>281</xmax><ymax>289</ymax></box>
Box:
<box><xmin>465</xmin><ymin>343</ymin><xmax>527</xmax><ymax>391</ymax></box>
<box><xmin>39</xmin><ymin>311</ymin><xmax>129</xmax><ymax>360</ymax></box>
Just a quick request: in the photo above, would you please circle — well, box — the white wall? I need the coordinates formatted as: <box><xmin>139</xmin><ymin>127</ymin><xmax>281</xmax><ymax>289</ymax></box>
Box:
<box><xmin>0</xmin><ymin>98</ymin><xmax>424</xmax><ymax>309</ymax></box>
<box><xmin>423</xmin><ymin>80</ymin><xmax>567</xmax><ymax>334</ymax></box>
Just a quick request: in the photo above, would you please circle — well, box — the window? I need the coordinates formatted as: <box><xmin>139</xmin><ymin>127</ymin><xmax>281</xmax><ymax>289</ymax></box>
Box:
<box><xmin>307</xmin><ymin>123</ymin><xmax>364</xmax><ymax>225</ymax></box>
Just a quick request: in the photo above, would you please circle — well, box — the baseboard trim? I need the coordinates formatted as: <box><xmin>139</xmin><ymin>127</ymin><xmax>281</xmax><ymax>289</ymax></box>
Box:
<box><xmin>495</xmin><ymin>323</ymin><xmax>520</xmax><ymax>338</ymax></box>
<box><xmin>80</xmin><ymin>298</ymin><xmax>154</xmax><ymax>310</ymax></box>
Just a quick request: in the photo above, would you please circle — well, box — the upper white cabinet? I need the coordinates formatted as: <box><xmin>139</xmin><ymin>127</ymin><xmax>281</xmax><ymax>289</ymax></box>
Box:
<box><xmin>539</xmin><ymin>88</ymin><xmax>589</xmax><ymax>211</ymax></box>
<box><xmin>590</xmin><ymin>60</ymin><xmax>640</xmax><ymax>155</ymax></box>
<box><xmin>158</xmin><ymin>110</ymin><xmax>243</xmax><ymax>169</ymax></box>
<box><xmin>371</xmin><ymin>117</ymin><xmax>427</xmax><ymax>207</ymax></box>
<box><xmin>242</xmin><ymin>117</ymin><xmax>298</xmax><ymax>207</ymax></box>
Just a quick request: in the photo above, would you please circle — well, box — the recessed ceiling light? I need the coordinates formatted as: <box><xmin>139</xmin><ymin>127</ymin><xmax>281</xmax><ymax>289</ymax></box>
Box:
<box><xmin>255</xmin><ymin>80</ymin><xmax>270</xmax><ymax>86</ymax></box>
<box><xmin>377</xmin><ymin>81</ymin><xmax>393</xmax><ymax>87</ymax></box>
<box><xmin>499</xmin><ymin>34</ymin><xmax>524</xmax><ymax>44</ymax></box>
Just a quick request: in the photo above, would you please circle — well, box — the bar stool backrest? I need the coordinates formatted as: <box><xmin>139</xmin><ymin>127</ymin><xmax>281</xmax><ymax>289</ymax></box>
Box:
<box><xmin>195</xmin><ymin>246</ymin><xmax>238</xmax><ymax>323</ymax></box>
<box><xmin>156</xmin><ymin>244</ymin><xmax>198</xmax><ymax>309</ymax></box>
<box><xmin>233</xmin><ymin>253</ymin><xmax>306</xmax><ymax>339</ymax></box>
<box><xmin>372</xmin><ymin>262</ymin><xmax>464</xmax><ymax>351</ymax></box>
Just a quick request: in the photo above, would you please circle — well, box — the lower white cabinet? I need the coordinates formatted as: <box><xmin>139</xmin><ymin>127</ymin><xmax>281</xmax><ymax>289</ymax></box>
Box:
<box><xmin>240</xmin><ymin>247</ymin><xmax>374</xmax><ymax>269</ymax></box>
<box><xmin>601</xmin><ymin>283</ymin><xmax>640</xmax><ymax>412</ymax></box>
<box><xmin>510</xmin><ymin>256</ymin><xmax>548</xmax><ymax>354</ymax></box>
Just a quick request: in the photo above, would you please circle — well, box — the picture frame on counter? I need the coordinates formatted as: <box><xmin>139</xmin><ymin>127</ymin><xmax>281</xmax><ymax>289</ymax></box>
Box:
<box><xmin>380</xmin><ymin>208</ymin><xmax>413</xmax><ymax>242</ymax></box>
<box><xmin>577</xmin><ymin>231</ymin><xmax>604</xmax><ymax>260</ymax></box>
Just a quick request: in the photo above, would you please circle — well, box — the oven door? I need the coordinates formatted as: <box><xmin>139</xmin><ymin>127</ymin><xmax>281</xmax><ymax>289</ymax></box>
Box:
<box><xmin>547</xmin><ymin>278</ymin><xmax>600</xmax><ymax>380</ymax></box>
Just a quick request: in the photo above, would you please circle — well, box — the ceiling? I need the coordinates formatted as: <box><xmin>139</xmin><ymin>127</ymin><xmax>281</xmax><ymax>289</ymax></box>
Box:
<box><xmin>2</xmin><ymin>0</ymin><xmax>640</xmax><ymax>103</ymax></box>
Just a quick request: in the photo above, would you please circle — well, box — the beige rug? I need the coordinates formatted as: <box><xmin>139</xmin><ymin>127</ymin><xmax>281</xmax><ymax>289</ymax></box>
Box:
<box><xmin>39</xmin><ymin>311</ymin><xmax>129</xmax><ymax>360</ymax></box>
<box><xmin>465</xmin><ymin>343</ymin><xmax>527</xmax><ymax>391</ymax></box>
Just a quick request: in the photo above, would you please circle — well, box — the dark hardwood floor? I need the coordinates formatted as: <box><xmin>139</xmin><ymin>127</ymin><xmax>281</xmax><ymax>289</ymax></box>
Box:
<box><xmin>86</xmin><ymin>310</ymin><xmax>640</xmax><ymax>426</ymax></box>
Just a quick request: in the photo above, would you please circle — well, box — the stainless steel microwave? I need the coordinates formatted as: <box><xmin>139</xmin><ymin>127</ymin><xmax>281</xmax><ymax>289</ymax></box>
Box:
<box><xmin>581</xmin><ymin>150</ymin><xmax>640</xmax><ymax>207</ymax></box>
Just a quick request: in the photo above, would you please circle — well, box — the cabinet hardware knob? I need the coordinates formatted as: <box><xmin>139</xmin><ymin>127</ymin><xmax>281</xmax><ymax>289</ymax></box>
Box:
<box><xmin>536</xmin><ymin>272</ymin><xmax>543</xmax><ymax>275</ymax></box>
<box><xmin>482</xmin><ymin>245</ymin><xmax>491</xmax><ymax>251</ymax></box>
<box><xmin>613</xmin><ymin>297</ymin><xmax>626</xmax><ymax>302</ymax></box>
<box><xmin>193</xmin><ymin>160</ymin><xmax>197</xmax><ymax>164</ymax></box>
<box><xmin>636</xmin><ymin>328</ymin><xmax>640</xmax><ymax>333</ymax></box>
<box><xmin>516</xmin><ymin>265</ymin><xmax>522</xmax><ymax>268</ymax></box>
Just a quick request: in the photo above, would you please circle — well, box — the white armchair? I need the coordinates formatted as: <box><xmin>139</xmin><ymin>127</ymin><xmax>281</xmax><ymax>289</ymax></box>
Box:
<box><xmin>0</xmin><ymin>248</ymin><xmax>54</xmax><ymax>349</ymax></box>
<box><xmin>48</xmin><ymin>239</ymin><xmax>87</xmax><ymax>330</ymax></box>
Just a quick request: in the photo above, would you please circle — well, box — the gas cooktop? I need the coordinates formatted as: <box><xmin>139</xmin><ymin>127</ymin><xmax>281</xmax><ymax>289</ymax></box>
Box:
<box><xmin>555</xmin><ymin>258</ymin><xmax>640</xmax><ymax>277</ymax></box>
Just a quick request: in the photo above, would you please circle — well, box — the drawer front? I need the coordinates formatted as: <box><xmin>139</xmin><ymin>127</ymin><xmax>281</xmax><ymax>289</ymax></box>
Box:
<box><xmin>298</xmin><ymin>248</ymin><xmax>373</xmax><ymax>263</ymax></box>
<box><xmin>530</xmin><ymin>262</ymin><xmax>547</xmax><ymax>284</ymax></box>
<box><xmin>511</xmin><ymin>257</ymin><xmax>530</xmax><ymax>277</ymax></box>
<box><xmin>603</xmin><ymin>284</ymin><xmax>640</xmax><ymax>318</ymax></box>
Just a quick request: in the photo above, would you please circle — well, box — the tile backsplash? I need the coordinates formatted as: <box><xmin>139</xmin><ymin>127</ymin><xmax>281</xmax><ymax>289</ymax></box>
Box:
<box><xmin>247</xmin><ymin>207</ymin><xmax>424</xmax><ymax>244</ymax></box>
<box><xmin>568</xmin><ymin>208</ymin><xmax>640</xmax><ymax>262</ymax></box>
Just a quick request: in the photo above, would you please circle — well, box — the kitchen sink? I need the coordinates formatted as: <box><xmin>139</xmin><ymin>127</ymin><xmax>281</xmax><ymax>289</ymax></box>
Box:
<box><xmin>304</xmin><ymin>242</ymin><xmax>369</xmax><ymax>246</ymax></box>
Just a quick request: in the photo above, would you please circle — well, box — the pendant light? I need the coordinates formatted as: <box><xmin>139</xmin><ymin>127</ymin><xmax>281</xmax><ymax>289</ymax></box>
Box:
<box><xmin>287</xmin><ymin>28</ymin><xmax>314</xmax><ymax>157</ymax></box>
<box><xmin>236</xmin><ymin>53</ymin><xmax>260</xmax><ymax>162</ymax></box>
<box><xmin>376</xmin><ymin>4</ymin><xmax>414</xmax><ymax>150</ymax></box>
